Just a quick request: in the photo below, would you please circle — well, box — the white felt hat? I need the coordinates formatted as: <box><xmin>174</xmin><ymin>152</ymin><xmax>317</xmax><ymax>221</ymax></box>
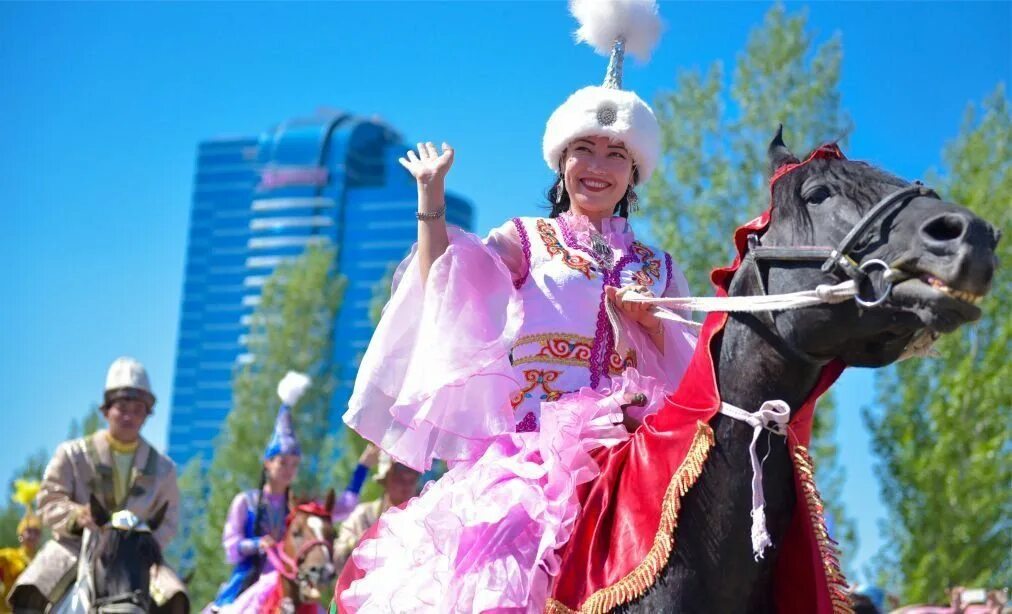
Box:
<box><xmin>543</xmin><ymin>0</ymin><xmax>663</xmax><ymax>184</ymax></box>
<box><xmin>103</xmin><ymin>356</ymin><xmax>156</xmax><ymax>410</ymax></box>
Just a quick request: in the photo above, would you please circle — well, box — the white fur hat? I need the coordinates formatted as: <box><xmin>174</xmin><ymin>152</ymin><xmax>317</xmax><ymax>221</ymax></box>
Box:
<box><xmin>103</xmin><ymin>356</ymin><xmax>156</xmax><ymax>410</ymax></box>
<box><xmin>543</xmin><ymin>0</ymin><xmax>663</xmax><ymax>184</ymax></box>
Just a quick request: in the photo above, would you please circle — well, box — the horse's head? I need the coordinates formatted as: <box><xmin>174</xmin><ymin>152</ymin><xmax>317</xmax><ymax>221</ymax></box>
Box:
<box><xmin>741</xmin><ymin>128</ymin><xmax>1000</xmax><ymax>367</ymax></box>
<box><xmin>280</xmin><ymin>489</ymin><xmax>337</xmax><ymax>603</ymax></box>
<box><xmin>87</xmin><ymin>494</ymin><xmax>166</xmax><ymax>613</ymax></box>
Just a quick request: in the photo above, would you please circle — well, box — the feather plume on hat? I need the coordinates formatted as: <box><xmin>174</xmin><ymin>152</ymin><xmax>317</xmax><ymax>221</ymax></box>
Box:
<box><xmin>543</xmin><ymin>0</ymin><xmax>664</xmax><ymax>183</ymax></box>
<box><xmin>264</xmin><ymin>371</ymin><xmax>312</xmax><ymax>460</ymax></box>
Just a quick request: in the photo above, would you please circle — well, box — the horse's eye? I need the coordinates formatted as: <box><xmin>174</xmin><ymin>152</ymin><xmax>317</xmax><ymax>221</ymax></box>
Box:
<box><xmin>804</xmin><ymin>186</ymin><xmax>832</xmax><ymax>204</ymax></box>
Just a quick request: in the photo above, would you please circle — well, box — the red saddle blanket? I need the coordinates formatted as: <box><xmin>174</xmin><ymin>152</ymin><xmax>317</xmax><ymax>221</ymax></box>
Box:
<box><xmin>546</xmin><ymin>310</ymin><xmax>848</xmax><ymax>613</ymax></box>
<box><xmin>548</xmin><ymin>145</ymin><xmax>853</xmax><ymax>614</ymax></box>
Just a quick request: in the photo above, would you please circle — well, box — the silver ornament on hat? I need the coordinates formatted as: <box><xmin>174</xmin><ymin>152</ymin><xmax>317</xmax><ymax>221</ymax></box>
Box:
<box><xmin>543</xmin><ymin>0</ymin><xmax>664</xmax><ymax>181</ymax></box>
<box><xmin>597</xmin><ymin>38</ymin><xmax>624</xmax><ymax>126</ymax></box>
<box><xmin>603</xmin><ymin>37</ymin><xmax>625</xmax><ymax>90</ymax></box>
<box><xmin>570</xmin><ymin>0</ymin><xmax>660</xmax><ymax>128</ymax></box>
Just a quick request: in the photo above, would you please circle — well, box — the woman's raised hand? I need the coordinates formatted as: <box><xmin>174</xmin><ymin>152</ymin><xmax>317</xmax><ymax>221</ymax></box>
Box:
<box><xmin>359</xmin><ymin>443</ymin><xmax>381</xmax><ymax>469</ymax></box>
<box><xmin>398</xmin><ymin>141</ymin><xmax>454</xmax><ymax>187</ymax></box>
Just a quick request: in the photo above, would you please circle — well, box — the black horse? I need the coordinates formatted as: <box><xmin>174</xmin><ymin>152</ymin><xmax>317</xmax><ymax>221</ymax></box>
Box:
<box><xmin>614</xmin><ymin>130</ymin><xmax>1000</xmax><ymax>613</ymax></box>
<box><xmin>82</xmin><ymin>495</ymin><xmax>189</xmax><ymax>614</ymax></box>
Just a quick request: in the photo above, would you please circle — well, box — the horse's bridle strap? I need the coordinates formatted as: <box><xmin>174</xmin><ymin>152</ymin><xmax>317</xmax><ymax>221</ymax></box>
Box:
<box><xmin>91</xmin><ymin>588</ymin><xmax>149</xmax><ymax>612</ymax></box>
<box><xmin>746</xmin><ymin>183</ymin><xmax>935</xmax><ymax>279</ymax></box>
<box><xmin>749</xmin><ymin>245</ymin><xmax>834</xmax><ymax>262</ymax></box>
<box><xmin>823</xmin><ymin>183</ymin><xmax>937</xmax><ymax>275</ymax></box>
<box><xmin>267</xmin><ymin>539</ymin><xmax>333</xmax><ymax>581</ymax></box>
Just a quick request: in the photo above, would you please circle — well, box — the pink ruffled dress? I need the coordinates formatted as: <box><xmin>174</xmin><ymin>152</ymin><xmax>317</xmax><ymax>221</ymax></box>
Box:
<box><xmin>341</xmin><ymin>212</ymin><xmax>697</xmax><ymax>613</ymax></box>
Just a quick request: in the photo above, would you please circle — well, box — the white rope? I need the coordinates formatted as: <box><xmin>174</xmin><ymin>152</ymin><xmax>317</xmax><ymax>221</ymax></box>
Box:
<box><xmin>625</xmin><ymin>279</ymin><xmax>858</xmax><ymax>317</ymax></box>
<box><xmin>718</xmin><ymin>400</ymin><xmax>791</xmax><ymax>561</ymax></box>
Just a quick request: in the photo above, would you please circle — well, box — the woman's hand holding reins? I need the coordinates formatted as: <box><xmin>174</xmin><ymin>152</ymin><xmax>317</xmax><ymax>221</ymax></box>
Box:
<box><xmin>258</xmin><ymin>535</ymin><xmax>277</xmax><ymax>553</ymax></box>
<box><xmin>607</xmin><ymin>285</ymin><xmax>662</xmax><ymax>331</ymax></box>
<box><xmin>608</xmin><ymin>284</ymin><xmax>665</xmax><ymax>353</ymax></box>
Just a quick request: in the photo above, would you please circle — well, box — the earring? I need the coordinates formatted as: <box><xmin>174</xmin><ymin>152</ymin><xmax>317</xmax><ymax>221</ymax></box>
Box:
<box><xmin>556</xmin><ymin>174</ymin><xmax>566</xmax><ymax>205</ymax></box>
<box><xmin>625</xmin><ymin>186</ymin><xmax>639</xmax><ymax>210</ymax></box>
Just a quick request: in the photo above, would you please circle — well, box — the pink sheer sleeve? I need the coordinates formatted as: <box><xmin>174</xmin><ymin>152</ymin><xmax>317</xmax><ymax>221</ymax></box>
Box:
<box><xmin>611</xmin><ymin>255</ymin><xmax>697</xmax><ymax>422</ymax></box>
<box><xmin>485</xmin><ymin>218</ymin><xmax>530</xmax><ymax>287</ymax></box>
<box><xmin>222</xmin><ymin>492</ymin><xmax>251</xmax><ymax>565</ymax></box>
<box><xmin>343</xmin><ymin>223</ymin><xmax>525</xmax><ymax>472</ymax></box>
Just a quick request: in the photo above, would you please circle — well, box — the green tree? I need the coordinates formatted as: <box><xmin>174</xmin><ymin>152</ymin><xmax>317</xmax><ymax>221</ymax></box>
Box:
<box><xmin>645</xmin><ymin>4</ymin><xmax>850</xmax><ymax>294</ymax></box>
<box><xmin>66</xmin><ymin>404</ymin><xmax>102</xmax><ymax>439</ymax></box>
<box><xmin>865</xmin><ymin>85</ymin><xmax>1010</xmax><ymax>602</ymax></box>
<box><xmin>643</xmin><ymin>4</ymin><xmax>856</xmax><ymax>563</ymax></box>
<box><xmin>1</xmin><ymin>405</ymin><xmax>105</xmax><ymax>549</ymax></box>
<box><xmin>185</xmin><ymin>245</ymin><xmax>347</xmax><ymax>604</ymax></box>
<box><xmin>163</xmin><ymin>455</ymin><xmax>206</xmax><ymax>574</ymax></box>
<box><xmin>368</xmin><ymin>262</ymin><xmax>397</xmax><ymax>328</ymax></box>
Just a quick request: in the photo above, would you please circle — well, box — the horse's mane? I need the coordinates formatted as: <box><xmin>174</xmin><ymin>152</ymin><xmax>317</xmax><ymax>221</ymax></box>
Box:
<box><xmin>772</xmin><ymin>150</ymin><xmax>910</xmax><ymax>242</ymax></box>
<box><xmin>97</xmin><ymin>528</ymin><xmax>164</xmax><ymax>568</ymax></box>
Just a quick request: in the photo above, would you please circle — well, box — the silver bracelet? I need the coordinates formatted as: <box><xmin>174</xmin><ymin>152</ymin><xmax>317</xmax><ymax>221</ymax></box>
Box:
<box><xmin>416</xmin><ymin>207</ymin><xmax>446</xmax><ymax>221</ymax></box>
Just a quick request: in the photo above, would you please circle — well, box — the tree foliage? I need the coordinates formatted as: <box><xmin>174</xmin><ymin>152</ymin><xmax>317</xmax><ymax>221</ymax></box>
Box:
<box><xmin>865</xmin><ymin>85</ymin><xmax>1010</xmax><ymax>602</ymax></box>
<box><xmin>66</xmin><ymin>404</ymin><xmax>102</xmax><ymax>440</ymax></box>
<box><xmin>643</xmin><ymin>4</ymin><xmax>856</xmax><ymax>562</ymax></box>
<box><xmin>644</xmin><ymin>4</ymin><xmax>851</xmax><ymax>295</ymax></box>
<box><xmin>182</xmin><ymin>245</ymin><xmax>347</xmax><ymax>604</ymax></box>
<box><xmin>1</xmin><ymin>407</ymin><xmax>102</xmax><ymax>549</ymax></box>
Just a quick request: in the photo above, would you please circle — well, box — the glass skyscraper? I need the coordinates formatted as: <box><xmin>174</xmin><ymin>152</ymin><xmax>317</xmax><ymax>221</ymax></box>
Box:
<box><xmin>168</xmin><ymin>111</ymin><xmax>473</xmax><ymax>467</ymax></box>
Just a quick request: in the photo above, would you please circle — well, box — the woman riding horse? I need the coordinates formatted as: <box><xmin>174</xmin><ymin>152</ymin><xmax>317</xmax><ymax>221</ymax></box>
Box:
<box><xmin>210</xmin><ymin>373</ymin><xmax>374</xmax><ymax>610</ymax></box>
<box><xmin>336</xmin><ymin>1</ymin><xmax>698</xmax><ymax>611</ymax></box>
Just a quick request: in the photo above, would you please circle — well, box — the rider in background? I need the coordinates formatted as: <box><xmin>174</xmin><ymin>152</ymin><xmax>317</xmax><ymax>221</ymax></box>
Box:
<box><xmin>332</xmin><ymin>453</ymin><xmax>420</xmax><ymax>573</ymax></box>
<box><xmin>210</xmin><ymin>372</ymin><xmax>377</xmax><ymax>609</ymax></box>
<box><xmin>0</xmin><ymin>480</ymin><xmax>42</xmax><ymax>613</ymax></box>
<box><xmin>8</xmin><ymin>357</ymin><xmax>186</xmax><ymax>613</ymax></box>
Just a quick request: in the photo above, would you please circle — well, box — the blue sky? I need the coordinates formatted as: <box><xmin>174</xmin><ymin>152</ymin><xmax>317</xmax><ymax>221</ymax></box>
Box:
<box><xmin>1</xmin><ymin>1</ymin><xmax>1007</xmax><ymax>582</ymax></box>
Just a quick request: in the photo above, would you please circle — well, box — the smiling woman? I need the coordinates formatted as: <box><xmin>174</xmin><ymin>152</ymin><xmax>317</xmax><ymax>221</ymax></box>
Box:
<box><xmin>551</xmin><ymin>136</ymin><xmax>639</xmax><ymax>220</ymax></box>
<box><xmin>335</xmin><ymin>1</ymin><xmax>701</xmax><ymax>612</ymax></box>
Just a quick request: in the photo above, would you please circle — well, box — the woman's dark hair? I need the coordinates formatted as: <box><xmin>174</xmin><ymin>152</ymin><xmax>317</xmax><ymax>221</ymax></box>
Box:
<box><xmin>252</xmin><ymin>466</ymin><xmax>291</xmax><ymax>540</ymax></box>
<box><xmin>545</xmin><ymin>165</ymin><xmax>640</xmax><ymax>219</ymax></box>
<box><xmin>252</xmin><ymin>468</ymin><xmax>268</xmax><ymax>537</ymax></box>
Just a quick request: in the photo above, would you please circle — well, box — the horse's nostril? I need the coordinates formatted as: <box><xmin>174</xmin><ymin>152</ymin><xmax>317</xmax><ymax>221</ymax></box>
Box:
<box><xmin>921</xmin><ymin>213</ymin><xmax>967</xmax><ymax>243</ymax></box>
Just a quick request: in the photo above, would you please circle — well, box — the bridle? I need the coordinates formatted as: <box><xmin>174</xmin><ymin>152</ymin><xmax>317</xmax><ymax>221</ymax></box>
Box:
<box><xmin>746</xmin><ymin>182</ymin><xmax>938</xmax><ymax>308</ymax></box>
<box><xmin>628</xmin><ymin>180</ymin><xmax>944</xmax><ymax>362</ymax></box>
<box><xmin>90</xmin><ymin>589</ymin><xmax>150</xmax><ymax>613</ymax></box>
<box><xmin>265</xmin><ymin>534</ymin><xmax>334</xmax><ymax>599</ymax></box>
<box><xmin>84</xmin><ymin>511</ymin><xmax>156</xmax><ymax>613</ymax></box>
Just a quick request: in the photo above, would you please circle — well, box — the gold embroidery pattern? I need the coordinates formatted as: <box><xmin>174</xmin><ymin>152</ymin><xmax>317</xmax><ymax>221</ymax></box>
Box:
<box><xmin>545</xmin><ymin>421</ymin><xmax>716</xmax><ymax>614</ymax></box>
<box><xmin>511</xmin><ymin>333</ymin><xmax>635</xmax><ymax>376</ymax></box>
<box><xmin>607</xmin><ymin>349</ymin><xmax>637</xmax><ymax>374</ymax></box>
<box><xmin>631</xmin><ymin>241</ymin><xmax>662</xmax><ymax>287</ymax></box>
<box><xmin>793</xmin><ymin>446</ymin><xmax>854</xmax><ymax>614</ymax></box>
<box><xmin>510</xmin><ymin>369</ymin><xmax>565</xmax><ymax>410</ymax></box>
<box><xmin>512</xmin><ymin>333</ymin><xmax>593</xmax><ymax>368</ymax></box>
<box><xmin>537</xmin><ymin>219</ymin><xmax>593</xmax><ymax>279</ymax></box>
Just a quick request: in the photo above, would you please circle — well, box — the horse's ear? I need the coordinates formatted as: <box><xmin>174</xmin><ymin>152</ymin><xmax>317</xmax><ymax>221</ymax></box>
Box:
<box><xmin>324</xmin><ymin>488</ymin><xmax>335</xmax><ymax>514</ymax></box>
<box><xmin>148</xmin><ymin>501</ymin><xmax>169</xmax><ymax>532</ymax></box>
<box><xmin>768</xmin><ymin>125</ymin><xmax>799</xmax><ymax>174</ymax></box>
<box><xmin>89</xmin><ymin>494</ymin><xmax>110</xmax><ymax>528</ymax></box>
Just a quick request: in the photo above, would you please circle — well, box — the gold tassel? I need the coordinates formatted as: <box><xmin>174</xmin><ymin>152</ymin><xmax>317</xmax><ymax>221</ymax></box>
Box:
<box><xmin>546</xmin><ymin>422</ymin><xmax>715</xmax><ymax>613</ymax></box>
<box><xmin>793</xmin><ymin>446</ymin><xmax>855</xmax><ymax>614</ymax></box>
